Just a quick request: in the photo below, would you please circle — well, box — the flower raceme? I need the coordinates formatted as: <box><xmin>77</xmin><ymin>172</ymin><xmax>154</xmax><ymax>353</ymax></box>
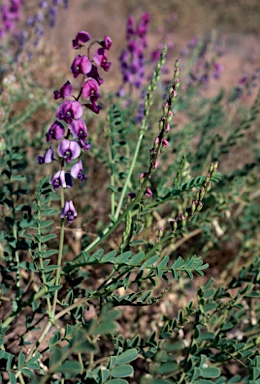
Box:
<box><xmin>37</xmin><ymin>30</ymin><xmax>112</xmax><ymax>222</ymax></box>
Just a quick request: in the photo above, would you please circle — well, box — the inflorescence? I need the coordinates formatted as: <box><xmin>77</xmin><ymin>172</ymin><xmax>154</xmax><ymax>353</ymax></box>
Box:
<box><xmin>37</xmin><ymin>30</ymin><xmax>112</xmax><ymax>222</ymax></box>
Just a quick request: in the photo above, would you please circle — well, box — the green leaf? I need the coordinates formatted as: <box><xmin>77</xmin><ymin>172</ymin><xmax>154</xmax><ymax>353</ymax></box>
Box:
<box><xmin>105</xmin><ymin>380</ymin><xmax>129</xmax><ymax>384</ymax></box>
<box><xmin>45</xmin><ymin>283</ymin><xmax>63</xmax><ymax>293</ymax></box>
<box><xmin>101</xmin><ymin>368</ymin><xmax>110</xmax><ymax>382</ymax></box>
<box><xmin>8</xmin><ymin>372</ymin><xmax>16</xmax><ymax>384</ymax></box>
<box><xmin>141</xmin><ymin>255</ymin><xmax>159</xmax><ymax>269</ymax></box>
<box><xmin>150</xmin><ymin>379</ymin><xmax>172</xmax><ymax>384</ymax></box>
<box><xmin>58</xmin><ymin>360</ymin><xmax>82</xmax><ymax>374</ymax></box>
<box><xmin>91</xmin><ymin>321</ymin><xmax>118</xmax><ymax>336</ymax></box>
<box><xmin>193</xmin><ymin>380</ymin><xmax>214</xmax><ymax>384</ymax></box>
<box><xmin>18</xmin><ymin>352</ymin><xmax>25</xmax><ymax>368</ymax></box>
<box><xmin>40</xmin><ymin>234</ymin><xmax>57</xmax><ymax>243</ymax></box>
<box><xmin>155</xmin><ymin>361</ymin><xmax>178</xmax><ymax>374</ymax></box>
<box><xmin>116</xmin><ymin>251</ymin><xmax>132</xmax><ymax>263</ymax></box>
<box><xmin>197</xmin><ymin>332</ymin><xmax>215</xmax><ymax>341</ymax></box>
<box><xmin>49</xmin><ymin>330</ymin><xmax>62</xmax><ymax>346</ymax></box>
<box><xmin>128</xmin><ymin>251</ymin><xmax>146</xmax><ymax>265</ymax></box>
<box><xmin>201</xmin><ymin>367</ymin><xmax>221</xmax><ymax>378</ymax></box>
<box><xmin>49</xmin><ymin>346</ymin><xmax>62</xmax><ymax>369</ymax></box>
<box><xmin>102</xmin><ymin>250</ymin><xmax>117</xmax><ymax>262</ymax></box>
<box><xmin>41</xmin><ymin>249</ymin><xmax>58</xmax><ymax>258</ymax></box>
<box><xmin>116</xmin><ymin>349</ymin><xmax>139</xmax><ymax>365</ymax></box>
<box><xmin>111</xmin><ymin>365</ymin><xmax>134</xmax><ymax>378</ymax></box>
<box><xmin>26</xmin><ymin>352</ymin><xmax>41</xmax><ymax>370</ymax></box>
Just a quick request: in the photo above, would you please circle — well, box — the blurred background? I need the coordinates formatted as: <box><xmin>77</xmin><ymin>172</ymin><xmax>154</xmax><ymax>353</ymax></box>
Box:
<box><xmin>49</xmin><ymin>0</ymin><xmax>260</xmax><ymax>89</ymax></box>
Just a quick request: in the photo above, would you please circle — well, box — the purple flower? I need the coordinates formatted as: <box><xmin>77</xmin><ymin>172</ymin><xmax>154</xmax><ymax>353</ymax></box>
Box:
<box><xmin>60</xmin><ymin>200</ymin><xmax>77</xmax><ymax>222</ymax></box>
<box><xmin>145</xmin><ymin>188</ymin><xmax>153</xmax><ymax>197</ymax></box>
<box><xmin>93</xmin><ymin>48</ymin><xmax>111</xmax><ymax>72</ymax></box>
<box><xmin>46</xmin><ymin>121</ymin><xmax>65</xmax><ymax>142</ymax></box>
<box><xmin>50</xmin><ymin>170</ymin><xmax>72</xmax><ymax>190</ymax></box>
<box><xmin>87</xmin><ymin>65</ymin><xmax>103</xmax><ymax>85</ymax></box>
<box><xmin>82</xmin><ymin>78</ymin><xmax>100</xmax><ymax>100</ymax></box>
<box><xmin>72</xmin><ymin>31</ymin><xmax>91</xmax><ymax>49</ymax></box>
<box><xmin>57</xmin><ymin>139</ymin><xmax>81</xmax><ymax>163</ymax></box>
<box><xmin>100</xmin><ymin>35</ymin><xmax>112</xmax><ymax>50</ymax></box>
<box><xmin>71</xmin><ymin>55</ymin><xmax>92</xmax><ymax>78</ymax></box>
<box><xmin>85</xmin><ymin>101</ymin><xmax>102</xmax><ymax>114</ymax></box>
<box><xmin>56</xmin><ymin>100</ymin><xmax>83</xmax><ymax>124</ymax></box>
<box><xmin>71</xmin><ymin>160</ymin><xmax>87</xmax><ymax>181</ymax></box>
<box><xmin>37</xmin><ymin>147</ymin><xmax>54</xmax><ymax>164</ymax></box>
<box><xmin>68</xmin><ymin>118</ymin><xmax>87</xmax><ymax>140</ymax></box>
<box><xmin>54</xmin><ymin>81</ymin><xmax>73</xmax><ymax>99</ymax></box>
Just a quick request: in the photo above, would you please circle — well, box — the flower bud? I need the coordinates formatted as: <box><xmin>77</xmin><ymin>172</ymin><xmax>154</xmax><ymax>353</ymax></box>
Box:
<box><xmin>191</xmin><ymin>200</ymin><xmax>197</xmax><ymax>214</ymax></box>
<box><xmin>163</xmin><ymin>102</ymin><xmax>169</xmax><ymax>115</ymax></box>
<box><xmin>197</xmin><ymin>201</ymin><xmax>203</xmax><ymax>211</ymax></box>
<box><xmin>199</xmin><ymin>187</ymin><xmax>205</xmax><ymax>200</ymax></box>
<box><xmin>205</xmin><ymin>173</ymin><xmax>211</xmax><ymax>184</ymax></box>
<box><xmin>205</xmin><ymin>182</ymin><xmax>212</xmax><ymax>193</ymax></box>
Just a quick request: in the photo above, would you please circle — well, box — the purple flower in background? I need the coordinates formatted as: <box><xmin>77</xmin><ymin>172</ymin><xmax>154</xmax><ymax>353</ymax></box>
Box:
<box><xmin>54</xmin><ymin>81</ymin><xmax>73</xmax><ymax>99</ymax></box>
<box><xmin>50</xmin><ymin>170</ymin><xmax>72</xmax><ymax>190</ymax></box>
<box><xmin>71</xmin><ymin>160</ymin><xmax>87</xmax><ymax>181</ymax></box>
<box><xmin>118</xmin><ymin>13</ymin><xmax>150</xmax><ymax>95</ymax></box>
<box><xmin>71</xmin><ymin>55</ymin><xmax>92</xmax><ymax>78</ymax></box>
<box><xmin>60</xmin><ymin>200</ymin><xmax>77</xmax><ymax>222</ymax></box>
<box><xmin>93</xmin><ymin>48</ymin><xmax>111</xmax><ymax>72</ymax></box>
<box><xmin>46</xmin><ymin>121</ymin><xmax>65</xmax><ymax>142</ymax></box>
<box><xmin>57</xmin><ymin>139</ymin><xmax>81</xmax><ymax>163</ymax></box>
<box><xmin>48</xmin><ymin>5</ymin><xmax>58</xmax><ymax>28</ymax></box>
<box><xmin>99</xmin><ymin>35</ymin><xmax>112</xmax><ymax>50</ymax></box>
<box><xmin>37</xmin><ymin>147</ymin><xmax>54</xmax><ymax>164</ymax></box>
<box><xmin>72</xmin><ymin>30</ymin><xmax>91</xmax><ymax>49</ymax></box>
<box><xmin>56</xmin><ymin>100</ymin><xmax>83</xmax><ymax>123</ymax></box>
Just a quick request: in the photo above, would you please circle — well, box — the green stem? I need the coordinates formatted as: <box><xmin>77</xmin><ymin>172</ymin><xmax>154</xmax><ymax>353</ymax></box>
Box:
<box><xmin>37</xmin><ymin>204</ymin><xmax>52</xmax><ymax>314</ymax></box>
<box><xmin>114</xmin><ymin>123</ymin><xmax>146</xmax><ymax>220</ymax></box>
<box><xmin>83</xmin><ymin>176</ymin><xmax>149</xmax><ymax>254</ymax></box>
<box><xmin>52</xmin><ymin>187</ymin><xmax>65</xmax><ymax>314</ymax></box>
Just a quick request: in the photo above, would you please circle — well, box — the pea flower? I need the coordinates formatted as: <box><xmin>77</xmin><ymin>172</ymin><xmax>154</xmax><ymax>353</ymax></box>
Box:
<box><xmin>46</xmin><ymin>120</ymin><xmax>65</xmax><ymax>142</ymax></box>
<box><xmin>68</xmin><ymin>118</ymin><xmax>90</xmax><ymax>150</ymax></box>
<box><xmin>71</xmin><ymin>55</ymin><xmax>92</xmax><ymax>78</ymax></box>
<box><xmin>37</xmin><ymin>147</ymin><xmax>54</xmax><ymax>164</ymax></box>
<box><xmin>99</xmin><ymin>35</ymin><xmax>112</xmax><ymax>50</ymax></box>
<box><xmin>54</xmin><ymin>81</ymin><xmax>73</xmax><ymax>100</ymax></box>
<box><xmin>57</xmin><ymin>139</ymin><xmax>81</xmax><ymax>163</ymax></box>
<box><xmin>60</xmin><ymin>200</ymin><xmax>77</xmax><ymax>222</ymax></box>
<box><xmin>72</xmin><ymin>31</ymin><xmax>91</xmax><ymax>49</ymax></box>
<box><xmin>145</xmin><ymin>188</ymin><xmax>153</xmax><ymax>197</ymax></box>
<box><xmin>82</xmin><ymin>78</ymin><xmax>100</xmax><ymax>101</ymax></box>
<box><xmin>50</xmin><ymin>170</ymin><xmax>72</xmax><ymax>190</ymax></box>
<box><xmin>71</xmin><ymin>160</ymin><xmax>87</xmax><ymax>182</ymax></box>
<box><xmin>93</xmin><ymin>48</ymin><xmax>111</xmax><ymax>72</ymax></box>
<box><xmin>69</xmin><ymin>119</ymin><xmax>87</xmax><ymax>140</ymax></box>
<box><xmin>87</xmin><ymin>65</ymin><xmax>103</xmax><ymax>85</ymax></box>
<box><xmin>56</xmin><ymin>100</ymin><xmax>83</xmax><ymax>124</ymax></box>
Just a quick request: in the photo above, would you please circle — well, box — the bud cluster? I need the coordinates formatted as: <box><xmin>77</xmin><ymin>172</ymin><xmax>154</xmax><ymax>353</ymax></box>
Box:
<box><xmin>37</xmin><ymin>31</ymin><xmax>112</xmax><ymax>222</ymax></box>
<box><xmin>181</xmin><ymin>36</ymin><xmax>225</xmax><ymax>87</ymax></box>
<box><xmin>170</xmin><ymin>161</ymin><xmax>219</xmax><ymax>232</ymax></box>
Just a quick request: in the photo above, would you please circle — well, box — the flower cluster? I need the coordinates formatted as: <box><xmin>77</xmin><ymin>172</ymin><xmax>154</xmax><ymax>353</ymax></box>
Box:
<box><xmin>23</xmin><ymin>0</ymin><xmax>70</xmax><ymax>50</ymax></box>
<box><xmin>181</xmin><ymin>36</ymin><xmax>225</xmax><ymax>87</ymax></box>
<box><xmin>37</xmin><ymin>31</ymin><xmax>112</xmax><ymax>222</ymax></box>
<box><xmin>117</xmin><ymin>13</ymin><xmax>150</xmax><ymax>96</ymax></box>
<box><xmin>0</xmin><ymin>0</ymin><xmax>24</xmax><ymax>39</ymax></box>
